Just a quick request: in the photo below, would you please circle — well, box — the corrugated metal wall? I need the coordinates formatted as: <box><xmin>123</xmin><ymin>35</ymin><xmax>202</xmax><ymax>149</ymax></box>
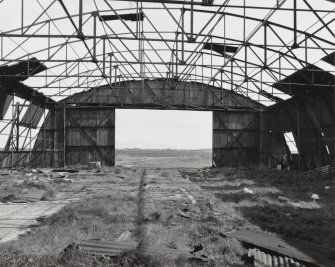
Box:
<box><xmin>213</xmin><ymin>111</ymin><xmax>264</xmax><ymax>167</ymax></box>
<box><xmin>269</xmin><ymin>93</ymin><xmax>335</xmax><ymax>170</ymax></box>
<box><xmin>32</xmin><ymin>107</ymin><xmax>115</xmax><ymax>168</ymax></box>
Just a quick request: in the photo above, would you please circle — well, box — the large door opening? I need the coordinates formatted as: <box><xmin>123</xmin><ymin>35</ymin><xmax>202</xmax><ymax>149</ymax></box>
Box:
<box><xmin>115</xmin><ymin>109</ymin><xmax>212</xmax><ymax>168</ymax></box>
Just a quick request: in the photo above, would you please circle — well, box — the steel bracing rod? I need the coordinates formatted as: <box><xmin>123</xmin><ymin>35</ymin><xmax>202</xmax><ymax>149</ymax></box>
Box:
<box><xmin>96</xmin><ymin>10</ymin><xmax>158</xmax><ymax>80</ymax></box>
<box><xmin>35</xmin><ymin>0</ymin><xmax>92</xmax><ymax>79</ymax></box>
<box><xmin>177</xmin><ymin>11</ymin><xmax>226</xmax><ymax>82</ymax></box>
<box><xmin>1</xmin><ymin>6</ymin><xmax>334</xmax><ymax>47</ymax></box>
<box><xmin>99</xmin><ymin>21</ymin><xmax>156</xmax><ymax>81</ymax></box>
<box><xmin>2</xmin><ymin>21</ymin><xmax>48</xmax><ymax>61</ymax></box>
<box><xmin>98</xmin><ymin>0</ymin><xmax>165</xmax><ymax>79</ymax></box>
<box><xmin>302</xmin><ymin>0</ymin><xmax>335</xmax><ymax>40</ymax></box>
<box><xmin>143</xmin><ymin>14</ymin><xmax>173</xmax><ymax>73</ymax></box>
<box><xmin>88</xmin><ymin>4</ymin><xmax>139</xmax><ymax>82</ymax></box>
<box><xmin>114</xmin><ymin>0</ymin><xmax>333</xmax><ymax>12</ymax></box>
<box><xmin>209</xmin><ymin>3</ymin><xmax>335</xmax><ymax>95</ymax></box>
<box><xmin>208</xmin><ymin>0</ymin><xmax>288</xmax><ymax>87</ymax></box>
<box><xmin>240</xmin><ymin>15</ymin><xmax>335</xmax><ymax>92</ymax></box>
<box><xmin>182</xmin><ymin>8</ymin><xmax>335</xmax><ymax>47</ymax></box>
<box><xmin>56</xmin><ymin>0</ymin><xmax>117</xmax><ymax>96</ymax></box>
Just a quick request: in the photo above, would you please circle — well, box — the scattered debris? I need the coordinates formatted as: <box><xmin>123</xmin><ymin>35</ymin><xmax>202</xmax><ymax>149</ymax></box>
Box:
<box><xmin>243</xmin><ymin>187</ymin><xmax>254</xmax><ymax>194</ymax></box>
<box><xmin>32</xmin><ymin>169</ymin><xmax>43</xmax><ymax>174</ymax></box>
<box><xmin>64</xmin><ymin>242</ymin><xmax>79</xmax><ymax>253</ymax></box>
<box><xmin>227</xmin><ymin>229</ymin><xmax>335</xmax><ymax>267</ymax></box>
<box><xmin>116</xmin><ymin>231</ymin><xmax>132</xmax><ymax>241</ymax></box>
<box><xmin>180</xmin><ymin>188</ymin><xmax>196</xmax><ymax>204</ymax></box>
<box><xmin>178</xmin><ymin>211</ymin><xmax>193</xmax><ymax>219</ymax></box>
<box><xmin>52</xmin><ymin>168</ymin><xmax>79</xmax><ymax>173</ymax></box>
<box><xmin>79</xmin><ymin>240</ymin><xmax>205</xmax><ymax>260</ymax></box>
<box><xmin>278</xmin><ymin>196</ymin><xmax>290</xmax><ymax>202</ymax></box>
<box><xmin>190</xmin><ymin>243</ymin><xmax>204</xmax><ymax>254</ymax></box>
<box><xmin>311</xmin><ymin>193</ymin><xmax>320</xmax><ymax>202</ymax></box>
<box><xmin>88</xmin><ymin>162</ymin><xmax>101</xmax><ymax>169</ymax></box>
<box><xmin>148</xmin><ymin>212</ymin><xmax>161</xmax><ymax>221</ymax></box>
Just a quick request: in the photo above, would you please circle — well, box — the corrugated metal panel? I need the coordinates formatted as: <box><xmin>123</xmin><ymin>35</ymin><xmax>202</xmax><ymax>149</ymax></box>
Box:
<box><xmin>19</xmin><ymin>104</ymin><xmax>44</xmax><ymax>128</ymax></box>
<box><xmin>213</xmin><ymin>111</ymin><xmax>261</xmax><ymax>167</ymax></box>
<box><xmin>228</xmin><ymin>230</ymin><xmax>335</xmax><ymax>267</ymax></box>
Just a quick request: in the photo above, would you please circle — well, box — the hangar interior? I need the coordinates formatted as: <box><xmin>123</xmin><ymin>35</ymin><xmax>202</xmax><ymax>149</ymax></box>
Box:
<box><xmin>0</xmin><ymin>0</ymin><xmax>334</xmax><ymax>170</ymax></box>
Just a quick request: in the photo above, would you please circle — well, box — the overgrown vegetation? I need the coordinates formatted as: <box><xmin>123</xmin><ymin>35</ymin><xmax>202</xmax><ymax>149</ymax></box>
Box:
<box><xmin>2</xmin><ymin>164</ymin><xmax>333</xmax><ymax>266</ymax></box>
<box><xmin>183</xmin><ymin>167</ymin><xmax>335</xmax><ymax>249</ymax></box>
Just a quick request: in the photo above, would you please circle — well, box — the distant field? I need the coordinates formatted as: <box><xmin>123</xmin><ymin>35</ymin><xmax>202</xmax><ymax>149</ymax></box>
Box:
<box><xmin>116</xmin><ymin>149</ymin><xmax>212</xmax><ymax>168</ymax></box>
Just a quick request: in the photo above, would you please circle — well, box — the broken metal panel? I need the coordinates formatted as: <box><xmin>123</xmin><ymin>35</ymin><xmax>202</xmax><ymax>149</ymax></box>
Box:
<box><xmin>322</xmin><ymin>52</ymin><xmax>335</xmax><ymax>66</ymax></box>
<box><xmin>0</xmin><ymin>78</ymin><xmax>55</xmax><ymax>108</ymax></box>
<box><xmin>202</xmin><ymin>43</ymin><xmax>238</xmax><ymax>56</ymax></box>
<box><xmin>0</xmin><ymin>93</ymin><xmax>13</xmax><ymax>119</ymax></box>
<box><xmin>0</xmin><ymin>57</ymin><xmax>47</xmax><ymax>81</ymax></box>
<box><xmin>269</xmin><ymin>91</ymin><xmax>335</xmax><ymax>170</ymax></box>
<box><xmin>272</xmin><ymin>65</ymin><xmax>334</xmax><ymax>96</ymax></box>
<box><xmin>19</xmin><ymin>104</ymin><xmax>44</xmax><ymax>129</ymax></box>
<box><xmin>99</xmin><ymin>12</ymin><xmax>144</xmax><ymax>22</ymax></box>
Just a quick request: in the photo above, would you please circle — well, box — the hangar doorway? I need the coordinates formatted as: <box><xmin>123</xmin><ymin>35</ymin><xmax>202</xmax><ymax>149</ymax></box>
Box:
<box><xmin>115</xmin><ymin>109</ymin><xmax>212</xmax><ymax>168</ymax></box>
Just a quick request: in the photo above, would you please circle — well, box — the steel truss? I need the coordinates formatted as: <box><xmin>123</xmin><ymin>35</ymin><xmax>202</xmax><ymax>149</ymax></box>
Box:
<box><xmin>0</xmin><ymin>0</ymin><xmax>334</xmax><ymax>169</ymax></box>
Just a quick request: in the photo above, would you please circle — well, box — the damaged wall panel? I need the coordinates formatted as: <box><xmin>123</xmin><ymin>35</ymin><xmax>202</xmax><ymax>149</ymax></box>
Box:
<box><xmin>19</xmin><ymin>104</ymin><xmax>45</xmax><ymax>129</ymax></box>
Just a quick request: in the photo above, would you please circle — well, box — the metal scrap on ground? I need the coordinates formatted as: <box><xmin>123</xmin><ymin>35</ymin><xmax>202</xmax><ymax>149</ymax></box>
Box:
<box><xmin>79</xmin><ymin>239</ymin><xmax>205</xmax><ymax>261</ymax></box>
<box><xmin>227</xmin><ymin>229</ymin><xmax>335</xmax><ymax>267</ymax></box>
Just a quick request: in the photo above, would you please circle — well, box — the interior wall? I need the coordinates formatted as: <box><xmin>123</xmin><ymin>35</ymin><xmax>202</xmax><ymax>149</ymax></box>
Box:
<box><xmin>32</xmin><ymin>107</ymin><xmax>115</xmax><ymax>168</ymax></box>
<box><xmin>212</xmin><ymin>110</ymin><xmax>264</xmax><ymax>167</ymax></box>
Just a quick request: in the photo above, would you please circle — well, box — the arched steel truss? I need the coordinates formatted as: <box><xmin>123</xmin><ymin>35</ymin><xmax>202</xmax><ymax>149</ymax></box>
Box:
<box><xmin>0</xmin><ymin>0</ymin><xmax>334</xmax><ymax>169</ymax></box>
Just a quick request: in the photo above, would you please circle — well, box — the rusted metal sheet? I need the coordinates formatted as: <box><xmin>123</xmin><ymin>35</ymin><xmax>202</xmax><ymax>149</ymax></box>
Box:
<box><xmin>0</xmin><ymin>93</ymin><xmax>13</xmax><ymax>120</ymax></box>
<box><xmin>79</xmin><ymin>240</ymin><xmax>194</xmax><ymax>259</ymax></box>
<box><xmin>228</xmin><ymin>230</ymin><xmax>335</xmax><ymax>267</ymax></box>
<box><xmin>322</xmin><ymin>52</ymin><xmax>335</xmax><ymax>66</ymax></box>
<box><xmin>19</xmin><ymin>104</ymin><xmax>44</xmax><ymax>128</ymax></box>
<box><xmin>272</xmin><ymin>65</ymin><xmax>334</xmax><ymax>97</ymax></box>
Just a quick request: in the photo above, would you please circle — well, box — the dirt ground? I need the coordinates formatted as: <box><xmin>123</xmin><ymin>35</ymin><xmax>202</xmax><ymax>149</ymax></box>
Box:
<box><xmin>0</xmin><ymin>156</ymin><xmax>334</xmax><ymax>266</ymax></box>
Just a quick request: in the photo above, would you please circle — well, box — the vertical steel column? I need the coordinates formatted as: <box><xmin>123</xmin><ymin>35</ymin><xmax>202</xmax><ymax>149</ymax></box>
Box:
<box><xmin>305</xmin><ymin>37</ymin><xmax>308</xmax><ymax>67</ymax></box>
<box><xmin>293</xmin><ymin>0</ymin><xmax>297</xmax><ymax>47</ymax></box>
<box><xmin>16</xmin><ymin>103</ymin><xmax>19</xmax><ymax>152</ymax></box>
<box><xmin>43</xmin><ymin>105</ymin><xmax>46</xmax><ymax>168</ymax></box>
<box><xmin>29</xmin><ymin>99</ymin><xmax>32</xmax><ymax>171</ymax></box>
<box><xmin>109</xmin><ymin>53</ymin><xmax>113</xmax><ymax>84</ymax></box>
<box><xmin>190</xmin><ymin>0</ymin><xmax>194</xmax><ymax>41</ymax></box>
<box><xmin>79</xmin><ymin>0</ymin><xmax>83</xmax><ymax>34</ymax></box>
<box><xmin>264</xmin><ymin>23</ymin><xmax>267</xmax><ymax>67</ymax></box>
<box><xmin>231</xmin><ymin>61</ymin><xmax>233</xmax><ymax>91</ymax></box>
<box><xmin>63</xmin><ymin>106</ymin><xmax>66</xmax><ymax>167</ymax></box>
<box><xmin>181</xmin><ymin>8</ymin><xmax>185</xmax><ymax>64</ymax></box>
<box><xmin>297</xmin><ymin>103</ymin><xmax>300</xmax><ymax>170</ymax></box>
<box><xmin>103</xmin><ymin>38</ymin><xmax>106</xmax><ymax>76</ymax></box>
<box><xmin>93</xmin><ymin>13</ymin><xmax>97</xmax><ymax>61</ymax></box>
<box><xmin>21</xmin><ymin>0</ymin><xmax>24</xmax><ymax>34</ymax></box>
<box><xmin>318</xmin><ymin>96</ymin><xmax>321</xmax><ymax>166</ymax></box>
